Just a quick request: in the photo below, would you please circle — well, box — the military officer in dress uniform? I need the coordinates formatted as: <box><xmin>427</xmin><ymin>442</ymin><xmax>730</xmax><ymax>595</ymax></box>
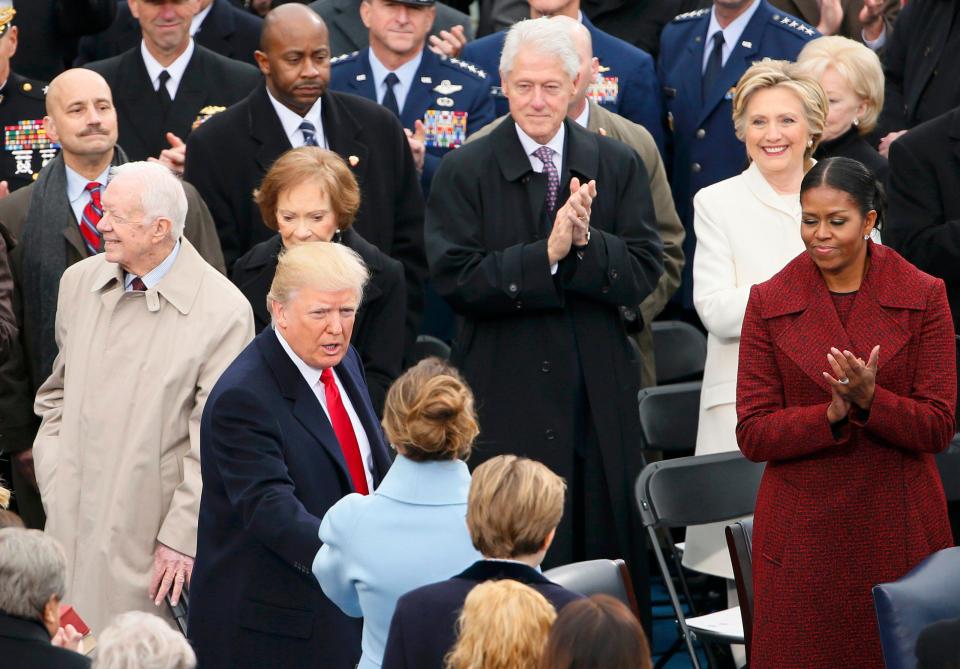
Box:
<box><xmin>0</xmin><ymin>7</ymin><xmax>55</xmax><ymax>193</ymax></box>
<box><xmin>658</xmin><ymin>0</ymin><xmax>816</xmax><ymax>313</ymax></box>
<box><xmin>329</xmin><ymin>0</ymin><xmax>495</xmax><ymax>196</ymax></box>
<box><xmin>458</xmin><ymin>0</ymin><xmax>665</xmax><ymax>153</ymax></box>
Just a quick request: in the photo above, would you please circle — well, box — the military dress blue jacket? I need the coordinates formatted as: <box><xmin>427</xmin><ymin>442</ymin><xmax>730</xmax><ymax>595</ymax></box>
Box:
<box><xmin>658</xmin><ymin>0</ymin><xmax>816</xmax><ymax>307</ymax></box>
<box><xmin>461</xmin><ymin>14</ymin><xmax>665</xmax><ymax>152</ymax></box>
<box><xmin>330</xmin><ymin>47</ymin><xmax>495</xmax><ymax>196</ymax></box>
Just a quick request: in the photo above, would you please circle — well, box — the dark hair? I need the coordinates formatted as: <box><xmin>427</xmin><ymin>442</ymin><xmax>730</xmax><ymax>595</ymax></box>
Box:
<box><xmin>538</xmin><ymin>595</ymin><xmax>652</xmax><ymax>669</ymax></box>
<box><xmin>800</xmin><ymin>157</ymin><xmax>886</xmax><ymax>230</ymax></box>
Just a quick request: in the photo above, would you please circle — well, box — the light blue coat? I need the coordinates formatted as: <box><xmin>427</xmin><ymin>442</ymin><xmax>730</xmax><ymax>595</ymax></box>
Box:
<box><xmin>313</xmin><ymin>454</ymin><xmax>481</xmax><ymax>669</ymax></box>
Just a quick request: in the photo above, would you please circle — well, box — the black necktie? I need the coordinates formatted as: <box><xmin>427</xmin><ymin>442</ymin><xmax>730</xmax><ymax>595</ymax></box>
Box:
<box><xmin>382</xmin><ymin>72</ymin><xmax>400</xmax><ymax>118</ymax></box>
<box><xmin>701</xmin><ymin>31</ymin><xmax>725</xmax><ymax>101</ymax></box>
<box><xmin>157</xmin><ymin>70</ymin><xmax>172</xmax><ymax>116</ymax></box>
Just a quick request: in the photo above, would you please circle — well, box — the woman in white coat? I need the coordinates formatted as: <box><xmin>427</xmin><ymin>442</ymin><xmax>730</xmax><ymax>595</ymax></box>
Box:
<box><xmin>683</xmin><ymin>60</ymin><xmax>829</xmax><ymax>578</ymax></box>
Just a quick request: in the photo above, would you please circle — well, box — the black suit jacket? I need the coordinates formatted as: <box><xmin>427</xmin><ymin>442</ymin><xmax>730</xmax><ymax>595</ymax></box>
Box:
<box><xmin>382</xmin><ymin>560</ymin><xmax>583</xmax><ymax>669</ymax></box>
<box><xmin>76</xmin><ymin>0</ymin><xmax>263</xmax><ymax>67</ymax></box>
<box><xmin>184</xmin><ymin>85</ymin><xmax>426</xmax><ymax>343</ymax></box>
<box><xmin>0</xmin><ymin>613</ymin><xmax>90</xmax><ymax>669</ymax></box>
<box><xmin>308</xmin><ymin>0</ymin><xmax>473</xmax><ymax>57</ymax></box>
<box><xmin>85</xmin><ymin>43</ymin><xmax>261</xmax><ymax>161</ymax></box>
<box><xmin>189</xmin><ymin>330</ymin><xmax>393</xmax><ymax>669</ymax></box>
<box><xmin>231</xmin><ymin>230</ymin><xmax>405</xmax><ymax>415</ymax></box>
<box><xmin>885</xmin><ymin>107</ymin><xmax>960</xmax><ymax>332</ymax></box>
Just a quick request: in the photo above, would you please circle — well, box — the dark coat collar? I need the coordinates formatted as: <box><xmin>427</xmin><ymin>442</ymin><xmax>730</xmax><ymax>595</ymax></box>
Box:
<box><xmin>759</xmin><ymin>242</ymin><xmax>917</xmax><ymax>391</ymax></box>
<box><xmin>490</xmin><ymin>116</ymin><xmax>599</xmax><ymax>184</ymax></box>
<box><xmin>0</xmin><ymin>612</ymin><xmax>51</xmax><ymax>644</ymax></box>
<box><xmin>455</xmin><ymin>560</ymin><xmax>555</xmax><ymax>586</ymax></box>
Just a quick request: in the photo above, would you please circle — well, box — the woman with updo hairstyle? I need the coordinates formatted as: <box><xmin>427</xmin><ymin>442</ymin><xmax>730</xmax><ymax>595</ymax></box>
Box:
<box><xmin>313</xmin><ymin>358</ymin><xmax>483</xmax><ymax>669</ymax></box>
<box><xmin>737</xmin><ymin>157</ymin><xmax>955</xmax><ymax>668</ymax></box>
<box><xmin>796</xmin><ymin>36</ymin><xmax>887</xmax><ymax>181</ymax></box>
<box><xmin>685</xmin><ymin>58</ymin><xmax>828</xmax><ymax>586</ymax></box>
<box><xmin>539</xmin><ymin>595</ymin><xmax>652</xmax><ymax>669</ymax></box>
<box><xmin>445</xmin><ymin>579</ymin><xmax>556</xmax><ymax>669</ymax></box>
<box><xmin>231</xmin><ymin>146</ymin><xmax>406</xmax><ymax>415</ymax></box>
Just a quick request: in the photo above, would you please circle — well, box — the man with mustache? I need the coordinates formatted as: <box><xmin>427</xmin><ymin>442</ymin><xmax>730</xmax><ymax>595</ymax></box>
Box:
<box><xmin>84</xmin><ymin>0</ymin><xmax>261</xmax><ymax>162</ymax></box>
<box><xmin>185</xmin><ymin>3</ymin><xmax>425</xmax><ymax>351</ymax></box>
<box><xmin>0</xmin><ymin>68</ymin><xmax>225</xmax><ymax>530</ymax></box>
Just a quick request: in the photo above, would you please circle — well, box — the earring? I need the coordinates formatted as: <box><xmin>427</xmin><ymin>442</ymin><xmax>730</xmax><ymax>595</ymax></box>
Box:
<box><xmin>863</xmin><ymin>234</ymin><xmax>870</xmax><ymax>240</ymax></box>
<box><xmin>807</xmin><ymin>138</ymin><xmax>813</xmax><ymax>147</ymax></box>
<box><xmin>853</xmin><ymin>117</ymin><xmax>860</xmax><ymax>127</ymax></box>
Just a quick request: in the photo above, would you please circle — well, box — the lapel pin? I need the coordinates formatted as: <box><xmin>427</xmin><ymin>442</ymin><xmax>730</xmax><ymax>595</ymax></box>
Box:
<box><xmin>348</xmin><ymin>155</ymin><xmax>360</xmax><ymax>167</ymax></box>
<box><xmin>421</xmin><ymin>76</ymin><xmax>432</xmax><ymax>83</ymax></box>
<box><xmin>741</xmin><ymin>40</ymin><xmax>752</xmax><ymax>48</ymax></box>
<box><xmin>356</xmin><ymin>73</ymin><xmax>367</xmax><ymax>81</ymax></box>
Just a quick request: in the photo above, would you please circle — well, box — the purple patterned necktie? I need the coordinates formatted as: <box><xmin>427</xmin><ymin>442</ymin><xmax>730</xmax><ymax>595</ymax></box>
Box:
<box><xmin>534</xmin><ymin>145</ymin><xmax>559</xmax><ymax>217</ymax></box>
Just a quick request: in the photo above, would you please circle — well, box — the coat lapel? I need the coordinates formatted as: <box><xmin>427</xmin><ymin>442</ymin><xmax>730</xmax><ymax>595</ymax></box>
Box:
<box><xmin>324</xmin><ymin>92</ymin><xmax>371</xmax><ymax>190</ymax></box>
<box><xmin>490</xmin><ymin>118</ymin><xmax>548</xmax><ymax>240</ymax></box>
<box><xmin>116</xmin><ymin>49</ymin><xmax>165</xmax><ymax>156</ymax></box>
<box><xmin>196</xmin><ymin>0</ymin><xmax>234</xmax><ymax>56</ymax></box>
<box><xmin>697</xmin><ymin>5</ymin><xmax>764</xmax><ymax>126</ymax></box>
<box><xmin>167</xmin><ymin>49</ymin><xmax>210</xmax><ymax>140</ymax></box>
<box><xmin>346</xmin><ymin>50</ymin><xmax>378</xmax><ymax>102</ymax></box>
<box><xmin>335</xmin><ymin>354</ymin><xmax>392</xmax><ymax>484</ymax></box>
<box><xmin>401</xmin><ymin>54</ymin><xmax>437</xmax><ymax>129</ymax></box>
<box><xmin>249</xmin><ymin>86</ymin><xmax>293</xmax><ymax>174</ymax></box>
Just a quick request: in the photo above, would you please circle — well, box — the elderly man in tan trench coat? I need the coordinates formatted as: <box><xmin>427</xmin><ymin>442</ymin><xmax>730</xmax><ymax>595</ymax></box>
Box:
<box><xmin>32</xmin><ymin>161</ymin><xmax>254</xmax><ymax>634</ymax></box>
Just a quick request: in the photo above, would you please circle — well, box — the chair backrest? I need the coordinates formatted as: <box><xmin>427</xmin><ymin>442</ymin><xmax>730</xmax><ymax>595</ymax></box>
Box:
<box><xmin>635</xmin><ymin>452</ymin><xmax>764</xmax><ymax>529</ymax></box>
<box><xmin>413</xmin><ymin>335</ymin><xmax>451</xmax><ymax>362</ymax></box>
<box><xmin>726</xmin><ymin>519</ymin><xmax>754</xmax><ymax>663</ymax></box>
<box><xmin>650</xmin><ymin>320</ymin><xmax>707</xmax><ymax>384</ymax></box>
<box><xmin>936</xmin><ymin>449</ymin><xmax>960</xmax><ymax>502</ymax></box>
<box><xmin>637</xmin><ymin>381</ymin><xmax>701</xmax><ymax>453</ymax></box>
<box><xmin>543</xmin><ymin>559</ymin><xmax>640</xmax><ymax>618</ymax></box>
<box><xmin>873</xmin><ymin>547</ymin><xmax>960</xmax><ymax>669</ymax></box>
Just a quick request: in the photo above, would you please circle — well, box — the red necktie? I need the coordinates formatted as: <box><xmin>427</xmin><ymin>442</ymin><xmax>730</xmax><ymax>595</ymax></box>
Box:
<box><xmin>319</xmin><ymin>368</ymin><xmax>369</xmax><ymax>494</ymax></box>
<box><xmin>80</xmin><ymin>181</ymin><xmax>103</xmax><ymax>256</ymax></box>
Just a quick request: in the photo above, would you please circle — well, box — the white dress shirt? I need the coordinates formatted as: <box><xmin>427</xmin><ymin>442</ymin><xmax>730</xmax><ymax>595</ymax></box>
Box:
<box><xmin>124</xmin><ymin>239</ymin><xmax>182</xmax><ymax>291</ymax></box>
<box><xmin>65</xmin><ymin>164</ymin><xmax>111</xmax><ymax>225</ymax></box>
<box><xmin>266</xmin><ymin>87</ymin><xmax>327</xmax><ymax>148</ymax></box>
<box><xmin>190</xmin><ymin>3</ymin><xmax>214</xmax><ymax>36</ymax></box>
<box><xmin>368</xmin><ymin>49</ymin><xmax>423</xmax><ymax>114</ymax></box>
<box><xmin>274</xmin><ymin>328</ymin><xmax>375</xmax><ymax>491</ymax></box>
<box><xmin>141</xmin><ymin>38</ymin><xmax>195</xmax><ymax>99</ymax></box>
<box><xmin>702</xmin><ymin>0</ymin><xmax>761</xmax><ymax>71</ymax></box>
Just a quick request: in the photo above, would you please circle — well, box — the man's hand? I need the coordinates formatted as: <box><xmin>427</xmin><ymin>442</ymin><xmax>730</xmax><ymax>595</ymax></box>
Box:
<box><xmin>51</xmin><ymin>624</ymin><xmax>84</xmax><ymax>653</ymax></box>
<box><xmin>859</xmin><ymin>0</ymin><xmax>885</xmax><ymax>40</ymax></box>
<box><xmin>0</xmin><ymin>181</ymin><xmax>9</xmax><ymax>199</ymax></box>
<box><xmin>817</xmin><ymin>0</ymin><xmax>844</xmax><ymax>35</ymax></box>
<box><xmin>878</xmin><ymin>130</ymin><xmax>907</xmax><ymax>157</ymax></box>
<box><xmin>149</xmin><ymin>543</ymin><xmax>194</xmax><ymax>607</ymax></box>
<box><xmin>405</xmin><ymin>120</ymin><xmax>427</xmax><ymax>174</ymax></box>
<box><xmin>567</xmin><ymin>178</ymin><xmax>596</xmax><ymax>247</ymax></box>
<box><xmin>149</xmin><ymin>132</ymin><xmax>186</xmax><ymax>177</ymax></box>
<box><xmin>12</xmin><ymin>448</ymin><xmax>38</xmax><ymax>492</ymax></box>
<box><xmin>427</xmin><ymin>25</ymin><xmax>468</xmax><ymax>58</ymax></box>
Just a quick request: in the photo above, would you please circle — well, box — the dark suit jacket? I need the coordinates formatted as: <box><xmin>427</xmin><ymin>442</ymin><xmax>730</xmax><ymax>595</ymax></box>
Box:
<box><xmin>76</xmin><ymin>0</ymin><xmax>263</xmax><ymax>67</ymax></box>
<box><xmin>85</xmin><ymin>44</ymin><xmax>261</xmax><ymax>161</ymax></box>
<box><xmin>184</xmin><ymin>85</ymin><xmax>426</xmax><ymax>345</ymax></box>
<box><xmin>308</xmin><ymin>0</ymin><xmax>473</xmax><ymax>57</ymax></box>
<box><xmin>189</xmin><ymin>330</ymin><xmax>392</xmax><ymax>669</ymax></box>
<box><xmin>382</xmin><ymin>560</ymin><xmax>583</xmax><ymax>669</ymax></box>
<box><xmin>231</xmin><ymin>230</ymin><xmax>405</xmax><ymax>415</ymax></box>
<box><xmin>426</xmin><ymin>117</ymin><xmax>662</xmax><ymax>570</ymax></box>
<box><xmin>884</xmin><ymin>107</ymin><xmax>960</xmax><ymax>331</ymax></box>
<box><xmin>0</xmin><ymin>612</ymin><xmax>90</xmax><ymax>669</ymax></box>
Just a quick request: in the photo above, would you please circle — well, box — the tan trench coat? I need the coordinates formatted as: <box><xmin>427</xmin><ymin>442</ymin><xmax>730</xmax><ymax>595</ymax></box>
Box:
<box><xmin>33</xmin><ymin>239</ymin><xmax>253</xmax><ymax>633</ymax></box>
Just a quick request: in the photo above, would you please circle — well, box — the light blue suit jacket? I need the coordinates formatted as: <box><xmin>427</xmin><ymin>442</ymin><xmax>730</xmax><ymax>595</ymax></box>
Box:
<box><xmin>313</xmin><ymin>454</ymin><xmax>481</xmax><ymax>669</ymax></box>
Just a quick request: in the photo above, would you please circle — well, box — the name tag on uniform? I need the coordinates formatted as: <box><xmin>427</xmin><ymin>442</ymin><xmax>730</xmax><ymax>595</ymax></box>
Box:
<box><xmin>423</xmin><ymin>110</ymin><xmax>468</xmax><ymax>149</ymax></box>
<box><xmin>587</xmin><ymin>76</ymin><xmax>619</xmax><ymax>104</ymax></box>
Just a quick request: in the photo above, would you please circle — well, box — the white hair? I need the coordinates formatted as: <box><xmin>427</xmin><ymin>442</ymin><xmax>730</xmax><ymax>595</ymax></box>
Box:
<box><xmin>109</xmin><ymin>162</ymin><xmax>188</xmax><ymax>239</ymax></box>
<box><xmin>0</xmin><ymin>528</ymin><xmax>67</xmax><ymax>621</ymax></box>
<box><xmin>95</xmin><ymin>611</ymin><xmax>197</xmax><ymax>669</ymax></box>
<box><xmin>499</xmin><ymin>17</ymin><xmax>579</xmax><ymax>80</ymax></box>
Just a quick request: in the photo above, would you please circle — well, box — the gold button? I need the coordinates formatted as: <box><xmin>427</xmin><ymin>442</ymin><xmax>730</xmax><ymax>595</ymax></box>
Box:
<box><xmin>22</xmin><ymin>82</ymin><xmax>31</xmax><ymax>92</ymax></box>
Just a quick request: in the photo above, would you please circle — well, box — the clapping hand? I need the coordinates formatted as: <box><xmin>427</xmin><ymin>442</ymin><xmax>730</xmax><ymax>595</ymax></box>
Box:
<box><xmin>817</xmin><ymin>0</ymin><xmax>844</xmax><ymax>35</ymax></box>
<box><xmin>404</xmin><ymin>120</ymin><xmax>427</xmax><ymax>174</ymax></box>
<box><xmin>427</xmin><ymin>25</ymin><xmax>468</xmax><ymax>58</ymax></box>
<box><xmin>547</xmin><ymin>178</ymin><xmax>596</xmax><ymax>263</ymax></box>
<box><xmin>823</xmin><ymin>345</ymin><xmax>880</xmax><ymax>411</ymax></box>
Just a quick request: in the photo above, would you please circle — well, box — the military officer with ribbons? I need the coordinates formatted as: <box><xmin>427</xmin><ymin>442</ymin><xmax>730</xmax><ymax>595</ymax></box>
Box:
<box><xmin>0</xmin><ymin>6</ymin><xmax>56</xmax><ymax>193</ymax></box>
<box><xmin>330</xmin><ymin>0</ymin><xmax>494</xmax><ymax>196</ymax></box>
<box><xmin>657</xmin><ymin>0</ymin><xmax>817</xmax><ymax>313</ymax></box>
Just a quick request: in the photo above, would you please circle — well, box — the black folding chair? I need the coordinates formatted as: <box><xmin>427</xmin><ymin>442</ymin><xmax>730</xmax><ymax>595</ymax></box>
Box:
<box><xmin>725</xmin><ymin>519</ymin><xmax>754</xmax><ymax>664</ymax></box>
<box><xmin>544</xmin><ymin>559</ymin><xmax>640</xmax><ymax>619</ymax></box>
<box><xmin>636</xmin><ymin>453</ymin><xmax>764</xmax><ymax>669</ymax></box>
<box><xmin>637</xmin><ymin>381</ymin><xmax>701</xmax><ymax>455</ymax></box>
<box><xmin>413</xmin><ymin>334</ymin><xmax>451</xmax><ymax>362</ymax></box>
<box><xmin>936</xmin><ymin>447</ymin><xmax>960</xmax><ymax>502</ymax></box>
<box><xmin>650</xmin><ymin>321</ymin><xmax>707</xmax><ymax>384</ymax></box>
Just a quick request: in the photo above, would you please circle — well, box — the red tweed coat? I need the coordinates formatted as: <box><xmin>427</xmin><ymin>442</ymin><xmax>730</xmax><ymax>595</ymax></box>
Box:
<box><xmin>736</xmin><ymin>242</ymin><xmax>956</xmax><ymax>669</ymax></box>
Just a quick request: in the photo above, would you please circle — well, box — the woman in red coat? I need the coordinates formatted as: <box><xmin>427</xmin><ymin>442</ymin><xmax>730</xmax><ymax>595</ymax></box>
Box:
<box><xmin>736</xmin><ymin>156</ymin><xmax>956</xmax><ymax>669</ymax></box>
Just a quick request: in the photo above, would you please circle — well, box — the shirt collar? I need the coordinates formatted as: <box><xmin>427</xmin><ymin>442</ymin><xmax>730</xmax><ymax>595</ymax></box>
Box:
<box><xmin>705</xmin><ymin>0</ymin><xmax>760</xmax><ymax>50</ymax></box>
<box><xmin>191</xmin><ymin>2</ymin><xmax>214</xmax><ymax>36</ymax></box>
<box><xmin>274</xmin><ymin>325</ymin><xmax>323</xmax><ymax>390</ymax></box>
<box><xmin>368</xmin><ymin>48</ymin><xmax>423</xmax><ymax>92</ymax></box>
<box><xmin>125</xmin><ymin>239</ymin><xmax>181</xmax><ymax>290</ymax></box>
<box><xmin>265</xmin><ymin>87</ymin><xmax>324</xmax><ymax>144</ymax></box>
<box><xmin>515</xmin><ymin>121</ymin><xmax>565</xmax><ymax>168</ymax></box>
<box><xmin>573</xmin><ymin>101</ymin><xmax>589</xmax><ymax>129</ymax></box>
<box><xmin>140</xmin><ymin>38</ymin><xmax>195</xmax><ymax>92</ymax></box>
<box><xmin>65</xmin><ymin>164</ymin><xmax>111</xmax><ymax>207</ymax></box>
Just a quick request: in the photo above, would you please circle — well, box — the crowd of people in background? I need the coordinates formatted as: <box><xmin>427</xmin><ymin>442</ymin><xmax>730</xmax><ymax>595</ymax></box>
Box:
<box><xmin>1</xmin><ymin>0</ymin><xmax>959</xmax><ymax>667</ymax></box>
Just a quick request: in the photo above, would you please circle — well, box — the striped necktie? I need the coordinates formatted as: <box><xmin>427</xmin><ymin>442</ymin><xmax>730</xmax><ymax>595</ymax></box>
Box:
<box><xmin>299</xmin><ymin>121</ymin><xmax>319</xmax><ymax>147</ymax></box>
<box><xmin>80</xmin><ymin>181</ymin><xmax>103</xmax><ymax>256</ymax></box>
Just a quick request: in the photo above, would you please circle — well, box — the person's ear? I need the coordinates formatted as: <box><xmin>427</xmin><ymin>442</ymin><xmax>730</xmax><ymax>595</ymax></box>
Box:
<box><xmin>541</xmin><ymin>527</ymin><xmax>557</xmax><ymax>553</ymax></box>
<box><xmin>41</xmin><ymin>594</ymin><xmax>60</xmax><ymax>637</ymax></box>
<box><xmin>5</xmin><ymin>25</ymin><xmax>18</xmax><ymax>58</ymax></box>
<box><xmin>862</xmin><ymin>209</ymin><xmax>877</xmax><ymax>239</ymax></box>
<box><xmin>270</xmin><ymin>298</ymin><xmax>287</xmax><ymax>328</ymax></box>
<box><xmin>254</xmin><ymin>50</ymin><xmax>271</xmax><ymax>77</ymax></box>
<box><xmin>43</xmin><ymin>116</ymin><xmax>60</xmax><ymax>144</ymax></box>
<box><xmin>153</xmin><ymin>216</ymin><xmax>173</xmax><ymax>242</ymax></box>
<box><xmin>359</xmin><ymin>0</ymin><xmax>373</xmax><ymax>29</ymax></box>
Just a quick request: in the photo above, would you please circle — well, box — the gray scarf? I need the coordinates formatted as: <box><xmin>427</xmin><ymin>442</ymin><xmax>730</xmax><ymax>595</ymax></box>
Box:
<box><xmin>19</xmin><ymin>147</ymin><xmax>128</xmax><ymax>389</ymax></box>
